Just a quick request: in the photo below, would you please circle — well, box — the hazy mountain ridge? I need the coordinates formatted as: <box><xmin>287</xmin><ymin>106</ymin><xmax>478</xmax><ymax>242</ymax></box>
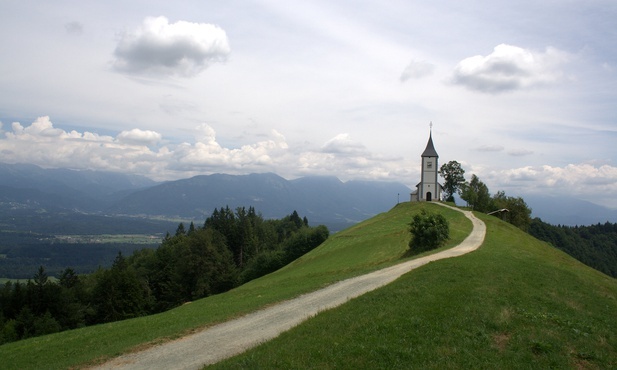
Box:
<box><xmin>108</xmin><ymin>173</ymin><xmax>296</xmax><ymax>219</ymax></box>
<box><xmin>524</xmin><ymin>194</ymin><xmax>617</xmax><ymax>226</ymax></box>
<box><xmin>1</xmin><ymin>162</ymin><xmax>616</xmax><ymax>229</ymax></box>
<box><xmin>0</xmin><ymin>164</ymin><xmax>411</xmax><ymax>231</ymax></box>
<box><xmin>0</xmin><ymin>162</ymin><xmax>156</xmax><ymax>211</ymax></box>
<box><xmin>110</xmin><ymin>173</ymin><xmax>411</xmax><ymax>230</ymax></box>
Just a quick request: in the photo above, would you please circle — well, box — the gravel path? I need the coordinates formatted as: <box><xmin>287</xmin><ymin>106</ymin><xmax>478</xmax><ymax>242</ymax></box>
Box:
<box><xmin>94</xmin><ymin>204</ymin><xmax>485</xmax><ymax>370</ymax></box>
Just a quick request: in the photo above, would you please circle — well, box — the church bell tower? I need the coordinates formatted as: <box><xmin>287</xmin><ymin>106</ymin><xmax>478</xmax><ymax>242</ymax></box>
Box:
<box><xmin>411</xmin><ymin>123</ymin><xmax>442</xmax><ymax>202</ymax></box>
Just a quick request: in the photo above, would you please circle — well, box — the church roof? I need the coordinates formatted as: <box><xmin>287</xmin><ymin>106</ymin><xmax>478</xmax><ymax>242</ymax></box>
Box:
<box><xmin>421</xmin><ymin>132</ymin><xmax>439</xmax><ymax>157</ymax></box>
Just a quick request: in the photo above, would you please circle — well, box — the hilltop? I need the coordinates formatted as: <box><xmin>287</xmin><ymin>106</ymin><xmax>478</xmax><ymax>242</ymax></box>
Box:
<box><xmin>1</xmin><ymin>202</ymin><xmax>616</xmax><ymax>369</ymax></box>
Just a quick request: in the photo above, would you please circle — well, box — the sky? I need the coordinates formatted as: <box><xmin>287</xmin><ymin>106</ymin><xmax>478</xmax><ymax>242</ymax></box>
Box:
<box><xmin>1</xmin><ymin>0</ymin><xmax>616</xmax><ymax>208</ymax></box>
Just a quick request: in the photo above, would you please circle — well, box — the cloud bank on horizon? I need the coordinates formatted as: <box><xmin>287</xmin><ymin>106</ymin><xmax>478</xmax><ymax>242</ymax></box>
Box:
<box><xmin>0</xmin><ymin>1</ymin><xmax>616</xmax><ymax>207</ymax></box>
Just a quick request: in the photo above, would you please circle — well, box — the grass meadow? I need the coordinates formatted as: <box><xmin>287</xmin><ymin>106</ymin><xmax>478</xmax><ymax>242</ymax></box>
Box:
<box><xmin>209</xmin><ymin>213</ymin><xmax>617</xmax><ymax>369</ymax></box>
<box><xmin>4</xmin><ymin>202</ymin><xmax>615</xmax><ymax>369</ymax></box>
<box><xmin>0</xmin><ymin>202</ymin><xmax>470</xmax><ymax>369</ymax></box>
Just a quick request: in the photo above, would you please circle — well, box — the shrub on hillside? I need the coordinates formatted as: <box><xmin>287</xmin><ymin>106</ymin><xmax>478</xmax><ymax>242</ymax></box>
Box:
<box><xmin>408</xmin><ymin>209</ymin><xmax>449</xmax><ymax>253</ymax></box>
<box><xmin>240</xmin><ymin>225</ymin><xmax>330</xmax><ymax>284</ymax></box>
<box><xmin>239</xmin><ymin>250</ymin><xmax>285</xmax><ymax>284</ymax></box>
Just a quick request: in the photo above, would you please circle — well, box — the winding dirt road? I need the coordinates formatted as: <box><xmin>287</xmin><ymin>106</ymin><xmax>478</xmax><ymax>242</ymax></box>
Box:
<box><xmin>94</xmin><ymin>204</ymin><xmax>486</xmax><ymax>370</ymax></box>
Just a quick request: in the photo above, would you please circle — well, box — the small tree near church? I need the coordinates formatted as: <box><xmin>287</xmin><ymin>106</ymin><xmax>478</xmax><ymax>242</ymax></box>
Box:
<box><xmin>439</xmin><ymin>160</ymin><xmax>466</xmax><ymax>203</ymax></box>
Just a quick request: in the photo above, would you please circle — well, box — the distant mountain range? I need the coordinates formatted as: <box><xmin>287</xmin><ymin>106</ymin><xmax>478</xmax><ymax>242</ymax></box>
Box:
<box><xmin>0</xmin><ymin>162</ymin><xmax>156</xmax><ymax>211</ymax></box>
<box><xmin>0</xmin><ymin>163</ymin><xmax>409</xmax><ymax>231</ymax></box>
<box><xmin>523</xmin><ymin>194</ymin><xmax>617</xmax><ymax>226</ymax></box>
<box><xmin>0</xmin><ymin>162</ymin><xmax>615</xmax><ymax>231</ymax></box>
<box><xmin>108</xmin><ymin>173</ymin><xmax>410</xmax><ymax>230</ymax></box>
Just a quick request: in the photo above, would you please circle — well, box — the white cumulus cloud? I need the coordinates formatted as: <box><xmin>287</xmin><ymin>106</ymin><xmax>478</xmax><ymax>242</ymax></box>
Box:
<box><xmin>0</xmin><ymin>117</ymin><xmax>163</xmax><ymax>173</ymax></box>
<box><xmin>291</xmin><ymin>133</ymin><xmax>413</xmax><ymax>180</ymax></box>
<box><xmin>452</xmin><ymin>44</ymin><xmax>569</xmax><ymax>93</ymax></box>
<box><xmin>321</xmin><ymin>133</ymin><xmax>368</xmax><ymax>155</ymax></box>
<box><xmin>487</xmin><ymin>163</ymin><xmax>617</xmax><ymax>204</ymax></box>
<box><xmin>117</xmin><ymin>128</ymin><xmax>162</xmax><ymax>145</ymax></box>
<box><xmin>113</xmin><ymin>16</ymin><xmax>230</xmax><ymax>77</ymax></box>
<box><xmin>0</xmin><ymin>117</ymin><xmax>413</xmax><ymax>182</ymax></box>
<box><xmin>167</xmin><ymin>124</ymin><xmax>290</xmax><ymax>174</ymax></box>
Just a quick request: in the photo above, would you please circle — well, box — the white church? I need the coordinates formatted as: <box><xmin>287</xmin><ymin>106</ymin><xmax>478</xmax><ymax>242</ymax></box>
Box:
<box><xmin>410</xmin><ymin>127</ymin><xmax>444</xmax><ymax>202</ymax></box>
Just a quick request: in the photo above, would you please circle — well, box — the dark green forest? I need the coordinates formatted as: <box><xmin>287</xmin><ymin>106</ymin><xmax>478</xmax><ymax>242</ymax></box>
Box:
<box><xmin>528</xmin><ymin>218</ymin><xmax>617</xmax><ymax>278</ymax></box>
<box><xmin>0</xmin><ymin>207</ymin><xmax>328</xmax><ymax>344</ymax></box>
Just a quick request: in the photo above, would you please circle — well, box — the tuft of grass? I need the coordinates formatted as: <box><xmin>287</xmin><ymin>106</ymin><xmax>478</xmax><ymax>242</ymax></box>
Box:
<box><xmin>0</xmin><ymin>202</ymin><xmax>470</xmax><ymax>369</ymax></box>
<box><xmin>210</xmin><ymin>213</ymin><xmax>617</xmax><ymax>369</ymax></box>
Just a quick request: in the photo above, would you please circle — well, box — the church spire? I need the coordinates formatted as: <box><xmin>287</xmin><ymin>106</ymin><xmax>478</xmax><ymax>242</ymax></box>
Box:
<box><xmin>421</xmin><ymin>123</ymin><xmax>438</xmax><ymax>157</ymax></box>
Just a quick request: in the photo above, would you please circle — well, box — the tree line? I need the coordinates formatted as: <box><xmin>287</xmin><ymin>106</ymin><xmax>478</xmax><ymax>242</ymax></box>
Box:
<box><xmin>440</xmin><ymin>160</ymin><xmax>616</xmax><ymax>278</ymax></box>
<box><xmin>439</xmin><ymin>161</ymin><xmax>532</xmax><ymax>231</ymax></box>
<box><xmin>0</xmin><ymin>207</ymin><xmax>329</xmax><ymax>344</ymax></box>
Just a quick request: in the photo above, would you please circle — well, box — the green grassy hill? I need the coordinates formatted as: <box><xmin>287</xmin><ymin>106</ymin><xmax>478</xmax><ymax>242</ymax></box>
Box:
<box><xmin>2</xmin><ymin>202</ymin><xmax>616</xmax><ymax>369</ymax></box>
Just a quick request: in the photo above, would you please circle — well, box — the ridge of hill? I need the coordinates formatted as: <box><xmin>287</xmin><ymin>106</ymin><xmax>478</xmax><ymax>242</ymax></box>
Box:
<box><xmin>1</xmin><ymin>203</ymin><xmax>616</xmax><ymax>369</ymax></box>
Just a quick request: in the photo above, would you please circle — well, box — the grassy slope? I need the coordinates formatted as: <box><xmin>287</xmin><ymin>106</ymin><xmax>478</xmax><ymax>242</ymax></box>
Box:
<box><xmin>0</xmin><ymin>202</ymin><xmax>471</xmax><ymax>369</ymax></box>
<box><xmin>5</xmin><ymin>203</ymin><xmax>616</xmax><ymax>369</ymax></box>
<box><xmin>211</xmin><ymin>212</ymin><xmax>617</xmax><ymax>369</ymax></box>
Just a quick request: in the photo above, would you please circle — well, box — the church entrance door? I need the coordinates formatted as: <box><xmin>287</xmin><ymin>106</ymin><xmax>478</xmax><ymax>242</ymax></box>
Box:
<box><xmin>426</xmin><ymin>192</ymin><xmax>432</xmax><ymax>201</ymax></box>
